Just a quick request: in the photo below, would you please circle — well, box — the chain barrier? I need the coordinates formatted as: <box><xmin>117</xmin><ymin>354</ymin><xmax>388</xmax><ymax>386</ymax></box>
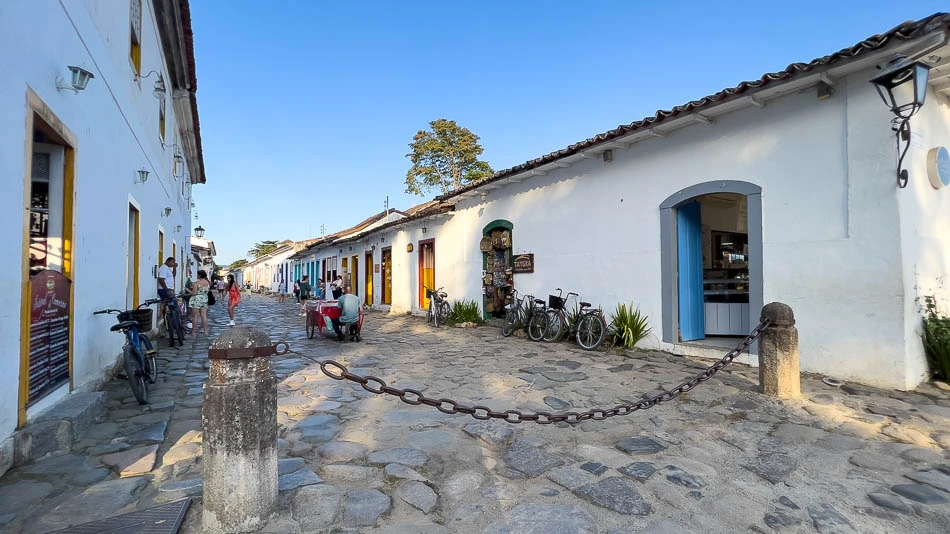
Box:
<box><xmin>290</xmin><ymin>318</ymin><xmax>772</xmax><ymax>426</ymax></box>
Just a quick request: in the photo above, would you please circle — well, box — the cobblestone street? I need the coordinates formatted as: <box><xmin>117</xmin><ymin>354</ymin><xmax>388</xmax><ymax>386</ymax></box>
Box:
<box><xmin>1</xmin><ymin>294</ymin><xmax>950</xmax><ymax>533</ymax></box>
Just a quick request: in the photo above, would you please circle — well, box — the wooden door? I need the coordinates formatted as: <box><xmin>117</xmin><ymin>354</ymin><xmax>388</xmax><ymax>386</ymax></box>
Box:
<box><xmin>418</xmin><ymin>240</ymin><xmax>435</xmax><ymax>308</ymax></box>
<box><xmin>677</xmin><ymin>201</ymin><xmax>705</xmax><ymax>341</ymax></box>
<box><xmin>381</xmin><ymin>247</ymin><xmax>392</xmax><ymax>305</ymax></box>
<box><xmin>364</xmin><ymin>252</ymin><xmax>373</xmax><ymax>305</ymax></box>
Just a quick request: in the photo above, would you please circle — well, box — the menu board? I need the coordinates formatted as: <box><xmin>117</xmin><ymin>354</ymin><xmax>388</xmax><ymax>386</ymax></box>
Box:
<box><xmin>28</xmin><ymin>270</ymin><xmax>71</xmax><ymax>404</ymax></box>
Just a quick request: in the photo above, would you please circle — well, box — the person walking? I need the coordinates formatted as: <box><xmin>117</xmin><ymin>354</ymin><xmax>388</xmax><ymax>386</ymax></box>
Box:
<box><xmin>331</xmin><ymin>275</ymin><xmax>344</xmax><ymax>299</ymax></box>
<box><xmin>297</xmin><ymin>275</ymin><xmax>312</xmax><ymax>316</ymax></box>
<box><xmin>277</xmin><ymin>277</ymin><xmax>288</xmax><ymax>303</ymax></box>
<box><xmin>227</xmin><ymin>273</ymin><xmax>241</xmax><ymax>326</ymax></box>
<box><xmin>189</xmin><ymin>270</ymin><xmax>212</xmax><ymax>336</ymax></box>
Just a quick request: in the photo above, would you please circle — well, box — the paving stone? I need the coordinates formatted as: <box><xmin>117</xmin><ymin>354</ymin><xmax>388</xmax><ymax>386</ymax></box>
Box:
<box><xmin>882</xmin><ymin>426</ymin><xmax>939</xmax><ymax>447</ymax></box>
<box><xmin>848</xmin><ymin>452</ymin><xmax>903</xmax><ymax>473</ymax></box>
<box><xmin>294</xmin><ymin>414</ymin><xmax>341</xmax><ymax>443</ymax></box>
<box><xmin>38</xmin><ymin>478</ymin><xmax>147</xmax><ymax>529</ymax></box>
<box><xmin>317</xmin><ymin>441</ymin><xmax>367</xmax><ymax>462</ymax></box>
<box><xmin>580</xmin><ymin>462</ymin><xmax>608</xmax><ymax>476</ymax></box>
<box><xmin>618</xmin><ymin>462</ymin><xmax>657</xmax><ymax>481</ymax></box>
<box><xmin>186</xmin><ymin>387</ymin><xmax>204</xmax><ymax>396</ymax></box>
<box><xmin>279</xmin><ymin>457</ymin><xmax>306</xmax><ymax>475</ymax></box>
<box><xmin>408</xmin><ymin>429</ymin><xmax>457</xmax><ymax>452</ymax></box>
<box><xmin>483</xmin><ymin>503</ymin><xmax>597</xmax><ymax>534</ymax></box>
<box><xmin>746</xmin><ymin>452</ymin><xmax>798</xmax><ymax>484</ymax></box>
<box><xmin>547</xmin><ymin>466</ymin><xmax>598</xmax><ymax>491</ymax></box>
<box><xmin>86</xmin><ymin>442</ymin><xmax>130</xmax><ymax>455</ymax></box>
<box><xmin>397</xmin><ymin>480</ymin><xmax>438</xmax><ymax>513</ymax></box>
<box><xmin>891</xmin><ymin>484</ymin><xmax>950</xmax><ymax>504</ymax></box>
<box><xmin>0</xmin><ymin>513</ymin><xmax>15</xmax><ymax>526</ymax></box>
<box><xmin>867</xmin><ymin>492</ymin><xmax>912</xmax><ymax>514</ymax></box>
<box><xmin>148</xmin><ymin>400</ymin><xmax>176</xmax><ymax>410</ymax></box>
<box><xmin>615</xmin><ymin>436</ymin><xmax>666</xmax><ymax>455</ymax></box>
<box><xmin>905</xmin><ymin>469</ymin><xmax>950</xmax><ymax>493</ymax></box>
<box><xmin>322</xmin><ymin>465</ymin><xmax>382</xmax><ymax>486</ymax></box>
<box><xmin>810</xmin><ymin>394</ymin><xmax>835</xmax><ymax>405</ymax></box>
<box><xmin>0</xmin><ymin>480</ymin><xmax>54</xmax><ymax>515</ymax></box>
<box><xmin>72</xmin><ymin>467</ymin><xmax>110</xmax><ymax>486</ymax></box>
<box><xmin>463</xmin><ymin>420</ymin><xmax>515</xmax><ymax>450</ymax></box>
<box><xmin>901</xmin><ymin>448</ymin><xmax>946</xmax><ymax>464</ymax></box>
<box><xmin>125</xmin><ymin>421</ymin><xmax>168</xmax><ymax>444</ymax></box>
<box><xmin>764</xmin><ymin>509</ymin><xmax>802</xmax><ymax>530</ymax></box>
<box><xmin>23</xmin><ymin>454</ymin><xmax>89</xmax><ymax>475</ymax></box>
<box><xmin>664</xmin><ymin>465</ymin><xmax>706</xmax><ymax>488</ymax></box>
<box><xmin>293</xmin><ymin>484</ymin><xmax>343</xmax><ymax>532</ymax></box>
<box><xmin>572</xmin><ymin>476</ymin><xmax>652</xmax><ymax>515</ymax></box>
<box><xmin>504</xmin><ymin>440</ymin><xmax>565</xmax><ymax>477</ymax></box>
<box><xmin>640</xmin><ymin>520</ymin><xmax>698</xmax><ymax>534</ymax></box>
<box><xmin>544</xmin><ymin>396</ymin><xmax>570</xmax><ymax>410</ymax></box>
<box><xmin>367</xmin><ymin>447</ymin><xmax>428</xmax><ymax>467</ymax></box>
<box><xmin>157</xmin><ymin>479</ymin><xmax>203</xmax><ymax>502</ymax></box>
<box><xmin>540</xmin><ymin>487</ymin><xmax>560</xmax><ymax>496</ymax></box>
<box><xmin>384</xmin><ymin>463</ymin><xmax>428</xmax><ymax>482</ymax></box>
<box><xmin>279</xmin><ymin>468</ymin><xmax>323</xmax><ymax>491</ymax></box>
<box><xmin>540</xmin><ymin>370</ymin><xmax>588</xmax><ymax>382</ymax></box>
<box><xmin>343</xmin><ymin>488</ymin><xmax>390</xmax><ymax>528</ymax></box>
<box><xmin>779</xmin><ymin>496</ymin><xmax>800</xmax><ymax>509</ymax></box>
<box><xmin>807</xmin><ymin>503</ymin><xmax>857</xmax><ymax>533</ymax></box>
<box><xmin>100</xmin><ymin>445</ymin><xmax>159</xmax><ymax>476</ymax></box>
<box><xmin>162</xmin><ymin>442</ymin><xmax>201</xmax><ymax>465</ymax></box>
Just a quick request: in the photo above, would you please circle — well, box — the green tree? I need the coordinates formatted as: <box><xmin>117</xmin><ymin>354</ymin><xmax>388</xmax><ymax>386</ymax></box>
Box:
<box><xmin>405</xmin><ymin>119</ymin><xmax>493</xmax><ymax>196</ymax></box>
<box><xmin>247</xmin><ymin>240</ymin><xmax>281</xmax><ymax>259</ymax></box>
<box><xmin>228</xmin><ymin>259</ymin><xmax>248</xmax><ymax>270</ymax></box>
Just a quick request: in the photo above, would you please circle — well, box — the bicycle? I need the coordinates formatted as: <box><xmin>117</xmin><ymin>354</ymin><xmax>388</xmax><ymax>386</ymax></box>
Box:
<box><xmin>425</xmin><ymin>286</ymin><xmax>450</xmax><ymax>327</ymax></box>
<box><xmin>574</xmin><ymin>299</ymin><xmax>608</xmax><ymax>350</ymax></box>
<box><xmin>542</xmin><ymin>288</ymin><xmax>578</xmax><ymax>342</ymax></box>
<box><xmin>94</xmin><ymin>300</ymin><xmax>160</xmax><ymax>404</ymax></box>
<box><xmin>501</xmin><ymin>290</ymin><xmax>548</xmax><ymax>341</ymax></box>
<box><xmin>160</xmin><ymin>292</ymin><xmax>187</xmax><ymax>347</ymax></box>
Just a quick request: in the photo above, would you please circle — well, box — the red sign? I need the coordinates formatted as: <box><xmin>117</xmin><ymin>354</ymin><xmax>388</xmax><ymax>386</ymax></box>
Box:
<box><xmin>28</xmin><ymin>270</ymin><xmax>71</xmax><ymax>404</ymax></box>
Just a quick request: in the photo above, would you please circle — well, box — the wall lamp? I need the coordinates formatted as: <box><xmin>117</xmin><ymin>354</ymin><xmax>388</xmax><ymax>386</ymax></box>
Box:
<box><xmin>137</xmin><ymin>70</ymin><xmax>167</xmax><ymax>100</ymax></box>
<box><xmin>171</xmin><ymin>144</ymin><xmax>185</xmax><ymax>178</ymax></box>
<box><xmin>869</xmin><ymin>54</ymin><xmax>932</xmax><ymax>188</ymax></box>
<box><xmin>163</xmin><ymin>207</ymin><xmax>173</xmax><ymax>217</ymax></box>
<box><xmin>480</xmin><ymin>191</ymin><xmax>488</xmax><ymax>201</ymax></box>
<box><xmin>194</xmin><ymin>225</ymin><xmax>205</xmax><ymax>238</ymax></box>
<box><xmin>56</xmin><ymin>65</ymin><xmax>95</xmax><ymax>94</ymax></box>
<box><xmin>175</xmin><ymin>225</ymin><xmax>182</xmax><ymax>232</ymax></box>
<box><xmin>135</xmin><ymin>169</ymin><xmax>149</xmax><ymax>184</ymax></box>
<box><xmin>421</xmin><ymin>224</ymin><xmax>427</xmax><ymax>234</ymax></box>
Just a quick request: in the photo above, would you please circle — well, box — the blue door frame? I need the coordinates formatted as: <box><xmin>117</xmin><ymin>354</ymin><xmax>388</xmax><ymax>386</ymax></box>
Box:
<box><xmin>677</xmin><ymin>201</ymin><xmax>704</xmax><ymax>341</ymax></box>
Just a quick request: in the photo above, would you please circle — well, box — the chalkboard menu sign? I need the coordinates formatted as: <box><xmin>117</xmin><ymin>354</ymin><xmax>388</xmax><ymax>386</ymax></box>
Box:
<box><xmin>512</xmin><ymin>253</ymin><xmax>535</xmax><ymax>273</ymax></box>
<box><xmin>29</xmin><ymin>270</ymin><xmax>71</xmax><ymax>404</ymax></box>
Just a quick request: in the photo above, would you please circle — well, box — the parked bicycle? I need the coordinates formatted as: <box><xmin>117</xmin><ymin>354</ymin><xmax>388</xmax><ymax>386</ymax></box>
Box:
<box><xmin>94</xmin><ymin>300</ymin><xmax>160</xmax><ymax>404</ymax></box>
<box><xmin>425</xmin><ymin>286</ymin><xmax>450</xmax><ymax>327</ymax></box>
<box><xmin>542</xmin><ymin>288</ymin><xmax>578</xmax><ymax>342</ymax></box>
<box><xmin>573</xmin><ymin>299</ymin><xmax>608</xmax><ymax>350</ymax></box>
<box><xmin>501</xmin><ymin>289</ymin><xmax>548</xmax><ymax>341</ymax></box>
<box><xmin>160</xmin><ymin>293</ymin><xmax>187</xmax><ymax>347</ymax></box>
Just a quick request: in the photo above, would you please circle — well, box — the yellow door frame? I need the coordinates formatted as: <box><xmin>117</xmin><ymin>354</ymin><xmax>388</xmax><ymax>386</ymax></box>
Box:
<box><xmin>19</xmin><ymin>88</ymin><xmax>78</xmax><ymax>427</ymax></box>
<box><xmin>129</xmin><ymin>203</ymin><xmax>141</xmax><ymax>307</ymax></box>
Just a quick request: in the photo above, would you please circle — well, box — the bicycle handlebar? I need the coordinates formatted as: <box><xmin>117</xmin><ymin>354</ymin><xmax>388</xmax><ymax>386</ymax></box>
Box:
<box><xmin>93</xmin><ymin>309</ymin><xmax>122</xmax><ymax>315</ymax></box>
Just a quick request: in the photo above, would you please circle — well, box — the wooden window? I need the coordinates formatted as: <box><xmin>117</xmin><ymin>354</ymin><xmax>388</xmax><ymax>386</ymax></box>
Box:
<box><xmin>159</xmin><ymin>98</ymin><xmax>166</xmax><ymax>145</ymax></box>
<box><xmin>130</xmin><ymin>0</ymin><xmax>142</xmax><ymax>75</ymax></box>
<box><xmin>158</xmin><ymin>230</ymin><xmax>164</xmax><ymax>269</ymax></box>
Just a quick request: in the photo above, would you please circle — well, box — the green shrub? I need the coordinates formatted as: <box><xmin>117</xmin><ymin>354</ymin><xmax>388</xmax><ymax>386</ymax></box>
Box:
<box><xmin>448</xmin><ymin>299</ymin><xmax>484</xmax><ymax>326</ymax></box>
<box><xmin>922</xmin><ymin>296</ymin><xmax>950</xmax><ymax>380</ymax></box>
<box><xmin>609</xmin><ymin>302</ymin><xmax>651</xmax><ymax>349</ymax></box>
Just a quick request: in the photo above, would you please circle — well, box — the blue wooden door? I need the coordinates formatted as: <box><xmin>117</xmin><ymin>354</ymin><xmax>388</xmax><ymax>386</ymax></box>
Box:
<box><xmin>677</xmin><ymin>201</ymin><xmax>705</xmax><ymax>341</ymax></box>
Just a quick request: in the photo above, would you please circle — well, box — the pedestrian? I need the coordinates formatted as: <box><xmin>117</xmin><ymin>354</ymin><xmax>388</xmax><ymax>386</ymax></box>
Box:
<box><xmin>227</xmin><ymin>273</ymin><xmax>241</xmax><ymax>326</ymax></box>
<box><xmin>277</xmin><ymin>277</ymin><xmax>288</xmax><ymax>303</ymax></box>
<box><xmin>189</xmin><ymin>270</ymin><xmax>212</xmax><ymax>336</ymax></box>
<box><xmin>297</xmin><ymin>275</ymin><xmax>312</xmax><ymax>316</ymax></box>
<box><xmin>217</xmin><ymin>278</ymin><xmax>226</xmax><ymax>299</ymax></box>
<box><xmin>331</xmin><ymin>275</ymin><xmax>344</xmax><ymax>299</ymax></box>
<box><xmin>293</xmin><ymin>279</ymin><xmax>301</xmax><ymax>303</ymax></box>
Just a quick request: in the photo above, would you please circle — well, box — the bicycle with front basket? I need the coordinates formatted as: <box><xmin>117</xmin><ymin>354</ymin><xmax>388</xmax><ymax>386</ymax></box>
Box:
<box><xmin>501</xmin><ymin>289</ymin><xmax>548</xmax><ymax>341</ymax></box>
<box><xmin>424</xmin><ymin>286</ymin><xmax>450</xmax><ymax>327</ymax></box>
<box><xmin>541</xmin><ymin>288</ymin><xmax>578</xmax><ymax>343</ymax></box>
<box><xmin>94</xmin><ymin>300</ymin><xmax>160</xmax><ymax>404</ymax></box>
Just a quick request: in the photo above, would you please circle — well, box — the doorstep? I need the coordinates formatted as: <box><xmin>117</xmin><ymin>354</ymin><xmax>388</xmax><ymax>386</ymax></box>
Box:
<box><xmin>0</xmin><ymin>391</ymin><xmax>106</xmax><ymax>479</ymax></box>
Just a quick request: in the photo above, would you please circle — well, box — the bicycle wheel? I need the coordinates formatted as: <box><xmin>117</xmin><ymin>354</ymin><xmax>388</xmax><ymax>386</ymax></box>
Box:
<box><xmin>426</xmin><ymin>302</ymin><xmax>434</xmax><ymax>325</ymax></box>
<box><xmin>502</xmin><ymin>309</ymin><xmax>518</xmax><ymax>337</ymax></box>
<box><xmin>437</xmin><ymin>301</ymin><xmax>451</xmax><ymax>327</ymax></box>
<box><xmin>123</xmin><ymin>345</ymin><xmax>148</xmax><ymax>404</ymax></box>
<box><xmin>139</xmin><ymin>335</ymin><xmax>158</xmax><ymax>384</ymax></box>
<box><xmin>170</xmin><ymin>307</ymin><xmax>185</xmax><ymax>347</ymax></box>
<box><xmin>576</xmin><ymin>313</ymin><xmax>607</xmax><ymax>350</ymax></box>
<box><xmin>306</xmin><ymin>313</ymin><xmax>316</xmax><ymax>339</ymax></box>
<box><xmin>527</xmin><ymin>311</ymin><xmax>548</xmax><ymax>342</ymax></box>
<box><xmin>542</xmin><ymin>310</ymin><xmax>564</xmax><ymax>342</ymax></box>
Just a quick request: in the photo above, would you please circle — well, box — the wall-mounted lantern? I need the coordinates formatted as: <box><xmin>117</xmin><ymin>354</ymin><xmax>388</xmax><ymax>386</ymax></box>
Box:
<box><xmin>194</xmin><ymin>225</ymin><xmax>205</xmax><ymax>238</ymax></box>
<box><xmin>56</xmin><ymin>65</ymin><xmax>95</xmax><ymax>94</ymax></box>
<box><xmin>421</xmin><ymin>224</ymin><xmax>427</xmax><ymax>234</ymax></box>
<box><xmin>869</xmin><ymin>54</ymin><xmax>932</xmax><ymax>188</ymax></box>
<box><xmin>163</xmin><ymin>207</ymin><xmax>173</xmax><ymax>217</ymax></box>
<box><xmin>406</xmin><ymin>243</ymin><xmax>414</xmax><ymax>253</ymax></box>
<box><xmin>135</xmin><ymin>168</ymin><xmax>149</xmax><ymax>184</ymax></box>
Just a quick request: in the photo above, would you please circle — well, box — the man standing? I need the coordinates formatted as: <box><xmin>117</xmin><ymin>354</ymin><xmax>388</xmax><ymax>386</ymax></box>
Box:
<box><xmin>332</xmin><ymin>284</ymin><xmax>360</xmax><ymax>342</ymax></box>
<box><xmin>297</xmin><ymin>275</ymin><xmax>312</xmax><ymax>316</ymax></box>
<box><xmin>157</xmin><ymin>256</ymin><xmax>177</xmax><ymax>300</ymax></box>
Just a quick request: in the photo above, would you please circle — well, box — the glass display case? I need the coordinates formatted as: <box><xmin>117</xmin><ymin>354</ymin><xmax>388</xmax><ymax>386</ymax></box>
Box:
<box><xmin>703</xmin><ymin>231</ymin><xmax>750</xmax><ymax>335</ymax></box>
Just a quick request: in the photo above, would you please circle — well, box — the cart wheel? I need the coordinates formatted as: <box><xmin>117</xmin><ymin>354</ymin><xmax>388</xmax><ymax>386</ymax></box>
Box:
<box><xmin>306</xmin><ymin>313</ymin><xmax>315</xmax><ymax>339</ymax></box>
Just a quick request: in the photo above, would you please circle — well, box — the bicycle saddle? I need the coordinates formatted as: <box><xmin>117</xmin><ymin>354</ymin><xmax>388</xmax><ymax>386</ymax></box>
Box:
<box><xmin>110</xmin><ymin>320</ymin><xmax>139</xmax><ymax>332</ymax></box>
<box><xmin>534</xmin><ymin>299</ymin><xmax>545</xmax><ymax>305</ymax></box>
<box><xmin>580</xmin><ymin>301</ymin><xmax>591</xmax><ymax>308</ymax></box>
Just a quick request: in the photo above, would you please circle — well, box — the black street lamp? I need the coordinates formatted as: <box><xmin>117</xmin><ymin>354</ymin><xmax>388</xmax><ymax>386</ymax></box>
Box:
<box><xmin>194</xmin><ymin>225</ymin><xmax>205</xmax><ymax>238</ymax></box>
<box><xmin>869</xmin><ymin>55</ymin><xmax>932</xmax><ymax>188</ymax></box>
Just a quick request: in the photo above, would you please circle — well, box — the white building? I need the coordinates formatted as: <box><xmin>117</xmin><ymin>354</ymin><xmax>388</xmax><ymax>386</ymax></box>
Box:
<box><xmin>0</xmin><ymin>0</ymin><xmax>207</xmax><ymax>466</ymax></box>
<box><xmin>298</xmin><ymin>14</ymin><xmax>950</xmax><ymax>390</ymax></box>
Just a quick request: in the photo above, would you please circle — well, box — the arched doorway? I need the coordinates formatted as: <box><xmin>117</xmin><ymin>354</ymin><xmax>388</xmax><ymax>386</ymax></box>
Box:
<box><xmin>659</xmin><ymin>181</ymin><xmax>762</xmax><ymax>349</ymax></box>
<box><xmin>481</xmin><ymin>219</ymin><xmax>513</xmax><ymax>319</ymax></box>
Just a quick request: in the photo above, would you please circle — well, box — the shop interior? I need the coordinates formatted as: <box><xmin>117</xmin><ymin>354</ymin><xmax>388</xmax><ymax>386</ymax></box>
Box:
<box><xmin>698</xmin><ymin>193</ymin><xmax>750</xmax><ymax>337</ymax></box>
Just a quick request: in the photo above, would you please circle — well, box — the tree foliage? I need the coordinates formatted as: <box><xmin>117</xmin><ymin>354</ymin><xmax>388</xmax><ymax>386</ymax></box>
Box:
<box><xmin>247</xmin><ymin>240</ymin><xmax>281</xmax><ymax>259</ymax></box>
<box><xmin>405</xmin><ymin>119</ymin><xmax>493</xmax><ymax>196</ymax></box>
<box><xmin>228</xmin><ymin>259</ymin><xmax>248</xmax><ymax>270</ymax></box>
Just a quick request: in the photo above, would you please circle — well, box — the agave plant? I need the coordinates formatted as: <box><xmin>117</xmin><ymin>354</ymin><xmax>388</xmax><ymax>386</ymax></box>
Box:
<box><xmin>448</xmin><ymin>299</ymin><xmax>485</xmax><ymax>326</ymax></box>
<box><xmin>609</xmin><ymin>302</ymin><xmax>651</xmax><ymax>349</ymax></box>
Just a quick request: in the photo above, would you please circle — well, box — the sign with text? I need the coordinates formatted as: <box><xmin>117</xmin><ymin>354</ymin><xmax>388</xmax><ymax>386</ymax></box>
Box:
<box><xmin>512</xmin><ymin>253</ymin><xmax>535</xmax><ymax>274</ymax></box>
<box><xmin>28</xmin><ymin>270</ymin><xmax>71</xmax><ymax>404</ymax></box>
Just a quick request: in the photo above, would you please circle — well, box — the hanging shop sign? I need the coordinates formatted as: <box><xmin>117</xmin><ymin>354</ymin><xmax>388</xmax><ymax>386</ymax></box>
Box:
<box><xmin>512</xmin><ymin>253</ymin><xmax>535</xmax><ymax>274</ymax></box>
<box><xmin>28</xmin><ymin>270</ymin><xmax>71</xmax><ymax>404</ymax></box>
<box><xmin>479</xmin><ymin>236</ymin><xmax>492</xmax><ymax>252</ymax></box>
<box><xmin>927</xmin><ymin>146</ymin><xmax>950</xmax><ymax>190</ymax></box>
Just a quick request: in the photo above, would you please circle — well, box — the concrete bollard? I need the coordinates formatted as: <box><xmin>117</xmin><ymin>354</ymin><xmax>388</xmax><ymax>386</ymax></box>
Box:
<box><xmin>758</xmin><ymin>302</ymin><xmax>801</xmax><ymax>398</ymax></box>
<box><xmin>201</xmin><ymin>327</ymin><xmax>284</xmax><ymax>533</ymax></box>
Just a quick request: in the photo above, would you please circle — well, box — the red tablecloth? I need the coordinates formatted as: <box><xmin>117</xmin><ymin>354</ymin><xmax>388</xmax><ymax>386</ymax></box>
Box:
<box><xmin>307</xmin><ymin>300</ymin><xmax>362</xmax><ymax>339</ymax></box>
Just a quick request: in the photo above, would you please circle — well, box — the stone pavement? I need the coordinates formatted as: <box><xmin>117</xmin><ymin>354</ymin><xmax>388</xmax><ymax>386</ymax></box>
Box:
<box><xmin>1</xmin><ymin>294</ymin><xmax>950</xmax><ymax>533</ymax></box>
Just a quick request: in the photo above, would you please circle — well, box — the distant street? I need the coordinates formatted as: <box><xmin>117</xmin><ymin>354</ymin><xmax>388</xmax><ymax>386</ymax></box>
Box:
<box><xmin>1</xmin><ymin>294</ymin><xmax>949</xmax><ymax>533</ymax></box>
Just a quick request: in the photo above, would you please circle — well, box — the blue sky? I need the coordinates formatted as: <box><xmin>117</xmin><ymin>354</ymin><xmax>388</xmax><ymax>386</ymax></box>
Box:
<box><xmin>189</xmin><ymin>0</ymin><xmax>946</xmax><ymax>263</ymax></box>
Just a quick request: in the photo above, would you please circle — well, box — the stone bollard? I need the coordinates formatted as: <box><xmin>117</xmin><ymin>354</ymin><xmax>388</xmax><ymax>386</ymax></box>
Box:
<box><xmin>758</xmin><ymin>302</ymin><xmax>801</xmax><ymax>398</ymax></box>
<box><xmin>201</xmin><ymin>327</ymin><xmax>286</xmax><ymax>533</ymax></box>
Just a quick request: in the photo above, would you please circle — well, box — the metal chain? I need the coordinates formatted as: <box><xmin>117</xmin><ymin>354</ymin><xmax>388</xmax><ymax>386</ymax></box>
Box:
<box><xmin>292</xmin><ymin>319</ymin><xmax>772</xmax><ymax>425</ymax></box>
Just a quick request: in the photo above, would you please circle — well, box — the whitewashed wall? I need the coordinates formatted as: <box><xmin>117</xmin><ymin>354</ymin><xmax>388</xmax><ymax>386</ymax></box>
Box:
<box><xmin>0</xmin><ymin>1</ymin><xmax>196</xmax><ymax>438</ymax></box>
